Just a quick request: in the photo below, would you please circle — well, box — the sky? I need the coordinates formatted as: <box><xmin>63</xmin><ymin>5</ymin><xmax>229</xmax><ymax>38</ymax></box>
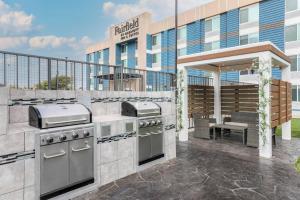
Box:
<box><xmin>0</xmin><ymin>0</ymin><xmax>212</xmax><ymax>60</ymax></box>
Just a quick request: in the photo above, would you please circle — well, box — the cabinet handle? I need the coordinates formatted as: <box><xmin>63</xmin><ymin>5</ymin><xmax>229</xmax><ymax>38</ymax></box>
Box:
<box><xmin>43</xmin><ymin>151</ymin><xmax>66</xmax><ymax>159</ymax></box>
<box><xmin>72</xmin><ymin>144</ymin><xmax>91</xmax><ymax>152</ymax></box>
<box><xmin>151</xmin><ymin>132</ymin><xmax>162</xmax><ymax>135</ymax></box>
<box><xmin>139</xmin><ymin>134</ymin><xmax>150</xmax><ymax>138</ymax></box>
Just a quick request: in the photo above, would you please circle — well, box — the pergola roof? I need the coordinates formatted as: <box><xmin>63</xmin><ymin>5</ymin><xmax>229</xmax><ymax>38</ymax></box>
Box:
<box><xmin>177</xmin><ymin>42</ymin><xmax>291</xmax><ymax>72</ymax></box>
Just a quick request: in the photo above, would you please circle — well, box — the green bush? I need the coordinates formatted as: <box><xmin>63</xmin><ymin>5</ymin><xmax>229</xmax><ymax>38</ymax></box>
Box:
<box><xmin>296</xmin><ymin>157</ymin><xmax>300</xmax><ymax>173</ymax></box>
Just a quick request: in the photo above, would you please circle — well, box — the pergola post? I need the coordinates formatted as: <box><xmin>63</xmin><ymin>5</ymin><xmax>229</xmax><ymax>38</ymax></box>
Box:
<box><xmin>177</xmin><ymin>65</ymin><xmax>189</xmax><ymax>141</ymax></box>
<box><xmin>213</xmin><ymin>71</ymin><xmax>222</xmax><ymax>123</ymax></box>
<box><xmin>258</xmin><ymin>53</ymin><xmax>273</xmax><ymax>158</ymax></box>
<box><xmin>281</xmin><ymin>64</ymin><xmax>292</xmax><ymax>140</ymax></box>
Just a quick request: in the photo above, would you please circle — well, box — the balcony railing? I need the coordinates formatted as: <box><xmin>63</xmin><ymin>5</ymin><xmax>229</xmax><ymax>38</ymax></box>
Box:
<box><xmin>0</xmin><ymin>50</ymin><xmax>176</xmax><ymax>91</ymax></box>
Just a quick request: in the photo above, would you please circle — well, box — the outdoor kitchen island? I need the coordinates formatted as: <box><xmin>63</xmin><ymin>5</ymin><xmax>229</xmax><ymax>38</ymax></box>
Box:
<box><xmin>0</xmin><ymin>88</ymin><xmax>176</xmax><ymax>200</ymax></box>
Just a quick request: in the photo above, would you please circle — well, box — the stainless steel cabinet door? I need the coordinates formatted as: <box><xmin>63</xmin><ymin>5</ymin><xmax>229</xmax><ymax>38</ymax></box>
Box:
<box><xmin>151</xmin><ymin>132</ymin><xmax>163</xmax><ymax>157</ymax></box>
<box><xmin>138</xmin><ymin>133</ymin><xmax>151</xmax><ymax>163</ymax></box>
<box><xmin>40</xmin><ymin>142</ymin><xmax>69</xmax><ymax>195</ymax></box>
<box><xmin>69</xmin><ymin>137</ymin><xmax>94</xmax><ymax>185</ymax></box>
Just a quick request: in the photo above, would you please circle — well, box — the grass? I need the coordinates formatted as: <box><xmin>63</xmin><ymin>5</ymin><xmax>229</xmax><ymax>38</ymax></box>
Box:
<box><xmin>296</xmin><ymin>157</ymin><xmax>300</xmax><ymax>173</ymax></box>
<box><xmin>275</xmin><ymin>119</ymin><xmax>300</xmax><ymax>138</ymax></box>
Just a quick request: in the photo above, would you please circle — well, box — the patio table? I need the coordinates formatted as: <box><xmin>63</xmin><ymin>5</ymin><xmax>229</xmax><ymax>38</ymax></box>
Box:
<box><xmin>213</xmin><ymin>124</ymin><xmax>248</xmax><ymax>145</ymax></box>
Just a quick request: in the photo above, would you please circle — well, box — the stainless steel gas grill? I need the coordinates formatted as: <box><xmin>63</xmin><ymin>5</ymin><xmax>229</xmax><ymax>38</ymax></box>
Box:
<box><xmin>29</xmin><ymin>104</ymin><xmax>95</xmax><ymax>200</ymax></box>
<box><xmin>29</xmin><ymin>104</ymin><xmax>92</xmax><ymax>129</ymax></box>
<box><xmin>121</xmin><ymin>102</ymin><xmax>164</xmax><ymax>165</ymax></box>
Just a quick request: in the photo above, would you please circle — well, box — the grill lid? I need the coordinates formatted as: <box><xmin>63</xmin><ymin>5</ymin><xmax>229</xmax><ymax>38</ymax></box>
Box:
<box><xmin>29</xmin><ymin>104</ymin><xmax>92</xmax><ymax>129</ymax></box>
<box><xmin>121</xmin><ymin>101</ymin><xmax>161</xmax><ymax>117</ymax></box>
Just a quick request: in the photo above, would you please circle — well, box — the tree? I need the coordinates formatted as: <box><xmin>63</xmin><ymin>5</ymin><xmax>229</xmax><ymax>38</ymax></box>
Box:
<box><xmin>38</xmin><ymin>76</ymin><xmax>72</xmax><ymax>90</ymax></box>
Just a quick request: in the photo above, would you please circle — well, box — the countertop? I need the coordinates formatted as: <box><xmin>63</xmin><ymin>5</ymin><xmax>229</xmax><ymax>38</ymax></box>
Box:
<box><xmin>8</xmin><ymin>122</ymin><xmax>40</xmax><ymax>135</ymax></box>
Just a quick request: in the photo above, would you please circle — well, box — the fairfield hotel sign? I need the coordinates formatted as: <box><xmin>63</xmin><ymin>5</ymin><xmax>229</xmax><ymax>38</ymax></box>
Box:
<box><xmin>114</xmin><ymin>18</ymin><xmax>139</xmax><ymax>41</ymax></box>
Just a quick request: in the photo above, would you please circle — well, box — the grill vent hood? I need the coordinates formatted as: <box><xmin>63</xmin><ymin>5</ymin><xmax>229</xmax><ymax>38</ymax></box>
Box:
<box><xmin>121</xmin><ymin>101</ymin><xmax>161</xmax><ymax>117</ymax></box>
<box><xmin>29</xmin><ymin>104</ymin><xmax>92</xmax><ymax>129</ymax></box>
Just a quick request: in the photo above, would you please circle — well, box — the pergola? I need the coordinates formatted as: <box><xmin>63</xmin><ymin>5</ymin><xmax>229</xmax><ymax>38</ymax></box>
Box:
<box><xmin>177</xmin><ymin>42</ymin><xmax>292</xmax><ymax>158</ymax></box>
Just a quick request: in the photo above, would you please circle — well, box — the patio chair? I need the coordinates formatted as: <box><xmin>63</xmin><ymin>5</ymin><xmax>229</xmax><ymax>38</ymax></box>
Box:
<box><xmin>223</xmin><ymin>116</ymin><xmax>232</xmax><ymax>136</ymax></box>
<box><xmin>246</xmin><ymin>123</ymin><xmax>259</xmax><ymax>147</ymax></box>
<box><xmin>193</xmin><ymin>113</ymin><xmax>216</xmax><ymax>139</ymax></box>
<box><xmin>232</xmin><ymin>112</ymin><xmax>259</xmax><ymax>147</ymax></box>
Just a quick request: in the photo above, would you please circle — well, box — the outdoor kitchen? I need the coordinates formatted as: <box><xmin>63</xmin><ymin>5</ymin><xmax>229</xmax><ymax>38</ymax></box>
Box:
<box><xmin>0</xmin><ymin>87</ymin><xmax>176</xmax><ymax>200</ymax></box>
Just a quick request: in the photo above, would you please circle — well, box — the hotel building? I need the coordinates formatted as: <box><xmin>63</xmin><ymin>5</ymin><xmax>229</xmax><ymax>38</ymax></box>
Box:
<box><xmin>86</xmin><ymin>0</ymin><xmax>300</xmax><ymax>117</ymax></box>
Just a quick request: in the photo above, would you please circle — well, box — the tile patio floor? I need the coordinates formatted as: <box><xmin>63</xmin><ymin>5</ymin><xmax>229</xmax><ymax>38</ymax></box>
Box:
<box><xmin>73</xmin><ymin>134</ymin><xmax>300</xmax><ymax>200</ymax></box>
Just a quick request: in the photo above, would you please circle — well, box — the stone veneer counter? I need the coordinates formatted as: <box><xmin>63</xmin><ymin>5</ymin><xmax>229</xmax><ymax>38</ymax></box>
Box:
<box><xmin>0</xmin><ymin>88</ymin><xmax>176</xmax><ymax>200</ymax></box>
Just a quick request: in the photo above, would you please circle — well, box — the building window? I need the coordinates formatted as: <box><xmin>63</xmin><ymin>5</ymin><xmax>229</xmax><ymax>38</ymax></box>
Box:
<box><xmin>152</xmin><ymin>34</ymin><xmax>161</xmax><ymax>46</ymax></box>
<box><xmin>240</xmin><ymin>69</ymin><xmax>257</xmax><ymax>75</ymax></box>
<box><xmin>240</xmin><ymin>4</ymin><xmax>259</xmax><ymax>24</ymax></box>
<box><xmin>152</xmin><ymin>53</ymin><xmax>161</xmax><ymax>64</ymax></box>
<box><xmin>121</xmin><ymin>59</ymin><xmax>127</xmax><ymax>67</ymax></box>
<box><xmin>239</xmin><ymin>33</ymin><xmax>259</xmax><ymax>45</ymax></box>
<box><xmin>299</xmin><ymin>86</ymin><xmax>300</xmax><ymax>102</ymax></box>
<box><xmin>205</xmin><ymin>15</ymin><xmax>220</xmax><ymax>33</ymax></box>
<box><xmin>285</xmin><ymin>24</ymin><xmax>299</xmax><ymax>42</ymax></box>
<box><xmin>177</xmin><ymin>26</ymin><xmax>187</xmax><ymax>41</ymax></box>
<box><xmin>292</xmin><ymin>85</ymin><xmax>298</xmax><ymax>101</ymax></box>
<box><xmin>177</xmin><ymin>48</ymin><xmax>187</xmax><ymax>57</ymax></box>
<box><xmin>121</xmin><ymin>44</ymin><xmax>127</xmax><ymax>54</ymax></box>
<box><xmin>285</xmin><ymin>24</ymin><xmax>300</xmax><ymax>42</ymax></box>
<box><xmin>98</xmin><ymin>51</ymin><xmax>103</xmax><ymax>60</ymax></box>
<box><xmin>286</xmin><ymin>0</ymin><xmax>298</xmax><ymax>12</ymax></box>
<box><xmin>290</xmin><ymin>55</ymin><xmax>298</xmax><ymax>71</ymax></box>
<box><xmin>204</xmin><ymin>41</ymin><xmax>220</xmax><ymax>51</ymax></box>
<box><xmin>87</xmin><ymin>54</ymin><xmax>92</xmax><ymax>62</ymax></box>
<box><xmin>240</xmin><ymin>35</ymin><xmax>248</xmax><ymax>45</ymax></box>
<box><xmin>240</xmin><ymin>70</ymin><xmax>249</xmax><ymax>75</ymax></box>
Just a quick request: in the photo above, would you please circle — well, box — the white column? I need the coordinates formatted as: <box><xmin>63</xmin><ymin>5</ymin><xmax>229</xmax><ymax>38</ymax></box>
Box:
<box><xmin>213</xmin><ymin>71</ymin><xmax>222</xmax><ymax>123</ymax></box>
<box><xmin>177</xmin><ymin>65</ymin><xmax>189</xmax><ymax>141</ymax></box>
<box><xmin>281</xmin><ymin>64</ymin><xmax>292</xmax><ymax>140</ymax></box>
<box><xmin>258</xmin><ymin>53</ymin><xmax>273</xmax><ymax>158</ymax></box>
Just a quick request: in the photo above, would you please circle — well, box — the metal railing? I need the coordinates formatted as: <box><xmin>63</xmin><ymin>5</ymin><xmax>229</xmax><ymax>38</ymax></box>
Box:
<box><xmin>188</xmin><ymin>75</ymin><xmax>213</xmax><ymax>86</ymax></box>
<box><xmin>0</xmin><ymin>50</ymin><xmax>176</xmax><ymax>91</ymax></box>
<box><xmin>221</xmin><ymin>80</ymin><xmax>253</xmax><ymax>86</ymax></box>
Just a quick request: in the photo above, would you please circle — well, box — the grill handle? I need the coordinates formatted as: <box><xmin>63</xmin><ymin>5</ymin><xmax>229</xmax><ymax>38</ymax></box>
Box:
<box><xmin>46</xmin><ymin>118</ymin><xmax>88</xmax><ymax>126</ymax></box>
<box><xmin>72</xmin><ymin>144</ymin><xmax>91</xmax><ymax>152</ymax></box>
<box><xmin>43</xmin><ymin>151</ymin><xmax>66</xmax><ymax>159</ymax></box>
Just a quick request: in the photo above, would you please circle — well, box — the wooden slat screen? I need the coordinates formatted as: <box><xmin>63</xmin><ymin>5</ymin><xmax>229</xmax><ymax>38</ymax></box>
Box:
<box><xmin>188</xmin><ymin>85</ymin><xmax>214</xmax><ymax>118</ymax></box>
<box><xmin>271</xmin><ymin>80</ymin><xmax>292</xmax><ymax>128</ymax></box>
<box><xmin>221</xmin><ymin>85</ymin><xmax>259</xmax><ymax>115</ymax></box>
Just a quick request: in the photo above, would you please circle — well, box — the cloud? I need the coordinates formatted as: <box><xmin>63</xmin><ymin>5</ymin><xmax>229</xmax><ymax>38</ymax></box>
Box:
<box><xmin>28</xmin><ymin>35</ymin><xmax>93</xmax><ymax>51</ymax></box>
<box><xmin>102</xmin><ymin>0</ymin><xmax>213</xmax><ymax>21</ymax></box>
<box><xmin>103</xmin><ymin>1</ymin><xmax>114</xmax><ymax>12</ymax></box>
<box><xmin>0</xmin><ymin>0</ymin><xmax>34</xmax><ymax>35</ymax></box>
<box><xmin>29</xmin><ymin>36</ymin><xmax>76</xmax><ymax>49</ymax></box>
<box><xmin>0</xmin><ymin>36</ymin><xmax>28</xmax><ymax>49</ymax></box>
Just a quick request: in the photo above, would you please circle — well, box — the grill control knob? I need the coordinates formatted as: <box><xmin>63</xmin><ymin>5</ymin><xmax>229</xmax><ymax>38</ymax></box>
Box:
<box><xmin>59</xmin><ymin>135</ymin><xmax>67</xmax><ymax>141</ymax></box>
<box><xmin>139</xmin><ymin>122</ymin><xmax>144</xmax><ymax>127</ymax></box>
<box><xmin>151</xmin><ymin>121</ymin><xmax>156</xmax><ymax>125</ymax></box>
<box><xmin>145</xmin><ymin>121</ymin><xmax>150</xmax><ymax>126</ymax></box>
<box><xmin>72</xmin><ymin>132</ymin><xmax>79</xmax><ymax>139</ymax></box>
<box><xmin>83</xmin><ymin>131</ymin><xmax>90</xmax><ymax>137</ymax></box>
<box><xmin>46</xmin><ymin>137</ymin><xmax>54</xmax><ymax>144</ymax></box>
<box><xmin>156</xmin><ymin>120</ymin><xmax>161</xmax><ymax>124</ymax></box>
